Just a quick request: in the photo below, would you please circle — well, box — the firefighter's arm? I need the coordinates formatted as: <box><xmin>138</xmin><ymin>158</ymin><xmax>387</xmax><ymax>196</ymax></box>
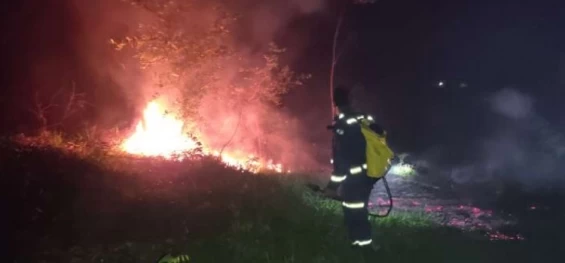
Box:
<box><xmin>326</xmin><ymin>127</ymin><xmax>350</xmax><ymax>191</ymax></box>
<box><xmin>326</xmin><ymin>159</ymin><xmax>348</xmax><ymax>191</ymax></box>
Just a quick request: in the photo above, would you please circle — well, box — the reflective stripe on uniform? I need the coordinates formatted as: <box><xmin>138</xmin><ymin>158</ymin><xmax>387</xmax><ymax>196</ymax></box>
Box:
<box><xmin>352</xmin><ymin>239</ymin><xmax>373</xmax><ymax>246</ymax></box>
<box><xmin>342</xmin><ymin>201</ymin><xmax>365</xmax><ymax>209</ymax></box>
<box><xmin>330</xmin><ymin>174</ymin><xmax>347</xmax><ymax>183</ymax></box>
<box><xmin>346</xmin><ymin>118</ymin><xmax>358</xmax><ymax>124</ymax></box>
<box><xmin>349</xmin><ymin>163</ymin><xmax>367</xmax><ymax>175</ymax></box>
<box><xmin>178</xmin><ymin>255</ymin><xmax>191</xmax><ymax>262</ymax></box>
<box><xmin>158</xmin><ymin>254</ymin><xmax>191</xmax><ymax>263</ymax></box>
<box><xmin>367</xmin><ymin>115</ymin><xmax>374</xmax><ymax>122</ymax></box>
<box><xmin>356</xmin><ymin>115</ymin><xmax>365</xmax><ymax>120</ymax></box>
<box><xmin>350</xmin><ymin>166</ymin><xmax>363</xmax><ymax>174</ymax></box>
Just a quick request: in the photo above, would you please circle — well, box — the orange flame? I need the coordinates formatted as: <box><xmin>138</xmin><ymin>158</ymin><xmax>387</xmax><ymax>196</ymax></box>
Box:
<box><xmin>121</xmin><ymin>100</ymin><xmax>287</xmax><ymax>173</ymax></box>
<box><xmin>121</xmin><ymin>101</ymin><xmax>199</xmax><ymax>159</ymax></box>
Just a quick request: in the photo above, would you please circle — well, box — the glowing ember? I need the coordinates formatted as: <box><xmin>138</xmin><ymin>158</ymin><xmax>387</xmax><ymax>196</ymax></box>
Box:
<box><xmin>487</xmin><ymin>231</ymin><xmax>525</xmax><ymax>241</ymax></box>
<box><xmin>121</xmin><ymin>100</ymin><xmax>287</xmax><ymax>173</ymax></box>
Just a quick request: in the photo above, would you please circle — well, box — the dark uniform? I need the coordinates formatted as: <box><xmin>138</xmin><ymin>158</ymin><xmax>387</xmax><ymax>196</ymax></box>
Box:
<box><xmin>326</xmin><ymin>108</ymin><xmax>383</xmax><ymax>248</ymax></box>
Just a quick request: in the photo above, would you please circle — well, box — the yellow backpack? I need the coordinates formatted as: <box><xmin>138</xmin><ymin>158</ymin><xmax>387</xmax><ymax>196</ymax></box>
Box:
<box><xmin>359</xmin><ymin>118</ymin><xmax>395</xmax><ymax>178</ymax></box>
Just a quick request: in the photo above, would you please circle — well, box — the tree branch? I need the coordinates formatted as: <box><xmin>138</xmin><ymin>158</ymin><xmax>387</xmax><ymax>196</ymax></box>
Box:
<box><xmin>218</xmin><ymin>104</ymin><xmax>244</xmax><ymax>159</ymax></box>
<box><xmin>28</xmin><ymin>81</ymin><xmax>88</xmax><ymax>130</ymax></box>
<box><xmin>335</xmin><ymin>34</ymin><xmax>353</xmax><ymax>64</ymax></box>
<box><xmin>330</xmin><ymin>7</ymin><xmax>346</xmax><ymax>119</ymax></box>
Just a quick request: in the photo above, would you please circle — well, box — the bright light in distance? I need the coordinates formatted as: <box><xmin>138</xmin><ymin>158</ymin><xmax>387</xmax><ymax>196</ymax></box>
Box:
<box><xmin>388</xmin><ymin>163</ymin><xmax>416</xmax><ymax>177</ymax></box>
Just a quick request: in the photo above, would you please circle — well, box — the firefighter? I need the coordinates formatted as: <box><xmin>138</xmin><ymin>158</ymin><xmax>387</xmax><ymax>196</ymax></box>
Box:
<box><xmin>324</xmin><ymin>85</ymin><xmax>382</xmax><ymax>251</ymax></box>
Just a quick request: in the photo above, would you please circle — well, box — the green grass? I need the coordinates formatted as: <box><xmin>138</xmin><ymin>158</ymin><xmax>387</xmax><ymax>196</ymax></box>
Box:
<box><xmin>181</xmin><ymin>182</ymin><xmax>518</xmax><ymax>263</ymax></box>
<box><xmin>3</xmin><ymin>137</ymin><xmax>540</xmax><ymax>263</ymax></box>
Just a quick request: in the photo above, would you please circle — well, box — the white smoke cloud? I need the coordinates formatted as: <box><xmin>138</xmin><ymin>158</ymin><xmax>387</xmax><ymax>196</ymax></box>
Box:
<box><xmin>472</xmin><ymin>88</ymin><xmax>564</xmax><ymax>188</ymax></box>
<box><xmin>415</xmin><ymin>88</ymin><xmax>565</xmax><ymax>190</ymax></box>
<box><xmin>488</xmin><ymin>88</ymin><xmax>534</xmax><ymax>120</ymax></box>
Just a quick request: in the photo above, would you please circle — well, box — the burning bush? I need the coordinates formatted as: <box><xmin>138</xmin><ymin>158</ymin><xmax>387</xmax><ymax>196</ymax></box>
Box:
<box><xmin>107</xmin><ymin>0</ymin><xmax>312</xmax><ymax>171</ymax></box>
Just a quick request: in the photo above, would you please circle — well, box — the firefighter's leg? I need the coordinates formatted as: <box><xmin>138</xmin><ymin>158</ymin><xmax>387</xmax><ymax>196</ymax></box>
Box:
<box><xmin>341</xmin><ymin>176</ymin><xmax>374</xmax><ymax>247</ymax></box>
<box><xmin>356</xmin><ymin>177</ymin><xmax>378</xmax><ymax>248</ymax></box>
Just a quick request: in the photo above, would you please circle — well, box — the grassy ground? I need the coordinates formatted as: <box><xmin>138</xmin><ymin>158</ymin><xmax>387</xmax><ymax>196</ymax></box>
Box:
<box><xmin>3</xmin><ymin>136</ymin><xmax>559</xmax><ymax>263</ymax></box>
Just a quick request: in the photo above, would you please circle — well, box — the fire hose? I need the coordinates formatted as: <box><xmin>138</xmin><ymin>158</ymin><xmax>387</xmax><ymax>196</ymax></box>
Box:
<box><xmin>307</xmin><ymin>165</ymin><xmax>394</xmax><ymax>218</ymax></box>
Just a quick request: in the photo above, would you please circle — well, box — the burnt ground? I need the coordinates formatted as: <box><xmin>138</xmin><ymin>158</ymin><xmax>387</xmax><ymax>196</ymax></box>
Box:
<box><xmin>3</xmin><ymin>138</ymin><xmax>565</xmax><ymax>262</ymax></box>
<box><xmin>371</xmin><ymin>172</ymin><xmax>565</xmax><ymax>242</ymax></box>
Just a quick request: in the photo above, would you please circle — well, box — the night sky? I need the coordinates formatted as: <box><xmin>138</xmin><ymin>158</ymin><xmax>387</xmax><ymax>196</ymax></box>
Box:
<box><xmin>285</xmin><ymin>0</ymin><xmax>565</xmax><ymax>156</ymax></box>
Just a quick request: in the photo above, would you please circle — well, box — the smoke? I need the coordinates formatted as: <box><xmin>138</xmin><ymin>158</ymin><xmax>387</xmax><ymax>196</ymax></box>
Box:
<box><xmin>68</xmin><ymin>0</ymin><xmax>326</xmax><ymax>170</ymax></box>
<box><xmin>67</xmin><ymin>0</ymin><xmax>154</xmax><ymax>128</ymax></box>
<box><xmin>433</xmin><ymin>88</ymin><xmax>565</xmax><ymax>189</ymax></box>
<box><xmin>488</xmin><ymin>88</ymin><xmax>534</xmax><ymax>120</ymax></box>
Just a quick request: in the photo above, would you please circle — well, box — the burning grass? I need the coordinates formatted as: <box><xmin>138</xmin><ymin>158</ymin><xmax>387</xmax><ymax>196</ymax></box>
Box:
<box><xmin>121</xmin><ymin>101</ymin><xmax>200</xmax><ymax>159</ymax></box>
<box><xmin>120</xmin><ymin>99</ymin><xmax>287</xmax><ymax>173</ymax></box>
<box><xmin>5</xmin><ymin>136</ymin><xmax>556</xmax><ymax>263</ymax></box>
<box><xmin>13</xmin><ymin>99</ymin><xmax>288</xmax><ymax>175</ymax></box>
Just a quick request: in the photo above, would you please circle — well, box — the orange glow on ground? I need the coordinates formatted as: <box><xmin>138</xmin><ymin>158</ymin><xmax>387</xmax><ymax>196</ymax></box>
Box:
<box><xmin>121</xmin><ymin>100</ymin><xmax>286</xmax><ymax>173</ymax></box>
